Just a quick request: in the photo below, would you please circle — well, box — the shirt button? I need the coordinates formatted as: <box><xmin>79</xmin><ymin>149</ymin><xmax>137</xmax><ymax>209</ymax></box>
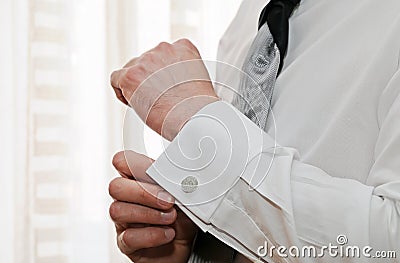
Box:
<box><xmin>181</xmin><ymin>176</ymin><xmax>198</xmax><ymax>193</ymax></box>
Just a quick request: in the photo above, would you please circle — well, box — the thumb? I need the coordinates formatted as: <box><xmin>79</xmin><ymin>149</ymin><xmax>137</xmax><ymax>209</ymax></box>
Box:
<box><xmin>112</xmin><ymin>150</ymin><xmax>156</xmax><ymax>184</ymax></box>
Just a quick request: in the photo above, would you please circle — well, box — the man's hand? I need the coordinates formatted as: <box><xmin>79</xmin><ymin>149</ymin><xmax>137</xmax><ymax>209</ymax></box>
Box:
<box><xmin>109</xmin><ymin>151</ymin><xmax>198</xmax><ymax>262</ymax></box>
<box><xmin>110</xmin><ymin>39</ymin><xmax>219</xmax><ymax>140</ymax></box>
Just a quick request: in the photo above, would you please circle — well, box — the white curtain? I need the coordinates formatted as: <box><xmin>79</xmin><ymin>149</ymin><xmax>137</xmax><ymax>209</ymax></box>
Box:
<box><xmin>0</xmin><ymin>0</ymin><xmax>241</xmax><ymax>262</ymax></box>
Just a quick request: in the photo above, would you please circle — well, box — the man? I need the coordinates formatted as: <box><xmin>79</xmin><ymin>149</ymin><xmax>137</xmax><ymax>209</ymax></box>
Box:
<box><xmin>109</xmin><ymin>0</ymin><xmax>400</xmax><ymax>262</ymax></box>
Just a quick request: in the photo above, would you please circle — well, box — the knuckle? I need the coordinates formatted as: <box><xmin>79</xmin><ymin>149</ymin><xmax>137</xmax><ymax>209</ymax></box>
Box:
<box><xmin>140</xmin><ymin>52</ymin><xmax>153</xmax><ymax>62</ymax></box>
<box><xmin>175</xmin><ymin>38</ymin><xmax>200</xmax><ymax>56</ymax></box>
<box><xmin>125</xmin><ymin>65</ymin><xmax>145</xmax><ymax>83</ymax></box>
<box><xmin>157</xmin><ymin>41</ymin><xmax>171</xmax><ymax>50</ymax></box>
<box><xmin>141</xmin><ymin>208</ymin><xmax>157</xmax><ymax>222</ymax></box>
<box><xmin>127</xmin><ymin>208</ymin><xmax>138</xmax><ymax>221</ymax></box>
<box><xmin>123</xmin><ymin>57</ymin><xmax>138</xmax><ymax>68</ymax></box>
<box><xmin>177</xmin><ymin>38</ymin><xmax>192</xmax><ymax>47</ymax></box>
<box><xmin>124</xmin><ymin>67</ymin><xmax>136</xmax><ymax>82</ymax></box>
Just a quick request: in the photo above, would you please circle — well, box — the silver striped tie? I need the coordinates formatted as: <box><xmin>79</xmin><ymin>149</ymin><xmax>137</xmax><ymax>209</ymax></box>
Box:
<box><xmin>231</xmin><ymin>22</ymin><xmax>280</xmax><ymax>131</ymax></box>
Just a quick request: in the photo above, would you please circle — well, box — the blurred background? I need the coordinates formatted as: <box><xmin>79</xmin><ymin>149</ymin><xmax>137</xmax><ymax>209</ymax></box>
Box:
<box><xmin>0</xmin><ymin>0</ymin><xmax>241</xmax><ymax>262</ymax></box>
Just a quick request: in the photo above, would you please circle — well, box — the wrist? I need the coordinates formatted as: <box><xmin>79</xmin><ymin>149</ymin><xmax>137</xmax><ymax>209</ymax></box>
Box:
<box><xmin>160</xmin><ymin>96</ymin><xmax>220</xmax><ymax>141</ymax></box>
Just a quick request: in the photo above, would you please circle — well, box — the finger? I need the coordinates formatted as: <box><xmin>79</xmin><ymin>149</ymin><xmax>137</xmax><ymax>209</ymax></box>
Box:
<box><xmin>112</xmin><ymin>150</ymin><xmax>155</xmax><ymax>183</ymax></box>
<box><xmin>110</xmin><ymin>69</ymin><xmax>130</xmax><ymax>105</ymax></box>
<box><xmin>112</xmin><ymin>65</ymin><xmax>146</xmax><ymax>102</ymax></box>
<box><xmin>109</xmin><ymin>201</ymin><xmax>177</xmax><ymax>225</ymax></box>
<box><xmin>113</xmin><ymin>86</ymin><xmax>129</xmax><ymax>105</ymax></box>
<box><xmin>115</xmin><ymin>222</ymin><xmax>151</xmax><ymax>235</ymax></box>
<box><xmin>108</xmin><ymin>177</ymin><xmax>174</xmax><ymax>209</ymax></box>
<box><xmin>110</xmin><ymin>68</ymin><xmax>137</xmax><ymax>97</ymax></box>
<box><xmin>115</xmin><ymin>222</ymin><xmax>128</xmax><ymax>234</ymax></box>
<box><xmin>117</xmin><ymin>227</ymin><xmax>175</xmax><ymax>255</ymax></box>
<box><xmin>110</xmin><ymin>68</ymin><xmax>127</xmax><ymax>90</ymax></box>
<box><xmin>171</xmin><ymin>208</ymin><xmax>198</xmax><ymax>242</ymax></box>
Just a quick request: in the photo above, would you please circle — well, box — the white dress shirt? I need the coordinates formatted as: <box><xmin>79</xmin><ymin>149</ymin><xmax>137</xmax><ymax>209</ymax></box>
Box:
<box><xmin>147</xmin><ymin>0</ymin><xmax>400</xmax><ymax>261</ymax></box>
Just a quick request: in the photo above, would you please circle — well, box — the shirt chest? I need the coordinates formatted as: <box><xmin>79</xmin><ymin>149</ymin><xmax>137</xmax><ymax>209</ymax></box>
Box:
<box><xmin>217</xmin><ymin>0</ymin><xmax>400</xmax><ymax>182</ymax></box>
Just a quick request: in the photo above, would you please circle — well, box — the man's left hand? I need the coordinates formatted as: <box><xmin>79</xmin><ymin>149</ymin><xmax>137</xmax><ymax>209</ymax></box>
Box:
<box><xmin>109</xmin><ymin>151</ymin><xmax>198</xmax><ymax>263</ymax></box>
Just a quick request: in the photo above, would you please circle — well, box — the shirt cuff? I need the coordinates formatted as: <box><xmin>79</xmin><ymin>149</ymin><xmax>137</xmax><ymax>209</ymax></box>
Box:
<box><xmin>146</xmin><ymin>100</ymin><xmax>275</xmax><ymax>223</ymax></box>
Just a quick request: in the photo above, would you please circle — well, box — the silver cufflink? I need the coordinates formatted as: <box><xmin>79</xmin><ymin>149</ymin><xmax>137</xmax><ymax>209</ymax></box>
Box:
<box><xmin>181</xmin><ymin>176</ymin><xmax>198</xmax><ymax>193</ymax></box>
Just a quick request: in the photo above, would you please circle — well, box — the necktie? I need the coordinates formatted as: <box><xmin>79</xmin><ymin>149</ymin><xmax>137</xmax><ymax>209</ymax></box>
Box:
<box><xmin>232</xmin><ymin>0</ymin><xmax>300</xmax><ymax>130</ymax></box>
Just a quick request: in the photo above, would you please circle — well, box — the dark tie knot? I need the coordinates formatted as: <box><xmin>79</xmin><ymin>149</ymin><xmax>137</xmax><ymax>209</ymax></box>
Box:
<box><xmin>260</xmin><ymin>0</ymin><xmax>300</xmax><ymax>28</ymax></box>
<box><xmin>258</xmin><ymin>0</ymin><xmax>301</xmax><ymax>73</ymax></box>
<box><xmin>270</xmin><ymin>0</ymin><xmax>300</xmax><ymax>8</ymax></box>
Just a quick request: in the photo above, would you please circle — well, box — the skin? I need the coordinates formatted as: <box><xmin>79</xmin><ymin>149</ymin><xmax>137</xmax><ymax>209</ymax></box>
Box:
<box><xmin>109</xmin><ymin>39</ymin><xmax>221</xmax><ymax>261</ymax></box>
<box><xmin>109</xmin><ymin>150</ymin><xmax>198</xmax><ymax>262</ymax></box>
<box><xmin>110</xmin><ymin>38</ymin><xmax>219</xmax><ymax>141</ymax></box>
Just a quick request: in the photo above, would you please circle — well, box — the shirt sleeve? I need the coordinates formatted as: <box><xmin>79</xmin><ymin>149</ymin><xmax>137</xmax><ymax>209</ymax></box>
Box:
<box><xmin>147</xmin><ymin>82</ymin><xmax>400</xmax><ymax>261</ymax></box>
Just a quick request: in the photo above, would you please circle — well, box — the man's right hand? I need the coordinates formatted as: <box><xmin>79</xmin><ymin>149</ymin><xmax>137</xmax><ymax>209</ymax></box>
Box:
<box><xmin>109</xmin><ymin>151</ymin><xmax>198</xmax><ymax>262</ymax></box>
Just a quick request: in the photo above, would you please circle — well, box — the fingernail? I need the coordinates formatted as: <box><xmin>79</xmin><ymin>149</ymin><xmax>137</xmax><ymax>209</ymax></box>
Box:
<box><xmin>161</xmin><ymin>209</ymin><xmax>175</xmax><ymax>223</ymax></box>
<box><xmin>157</xmin><ymin>190</ymin><xmax>174</xmax><ymax>206</ymax></box>
<box><xmin>164</xmin><ymin>228</ymin><xmax>175</xmax><ymax>241</ymax></box>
